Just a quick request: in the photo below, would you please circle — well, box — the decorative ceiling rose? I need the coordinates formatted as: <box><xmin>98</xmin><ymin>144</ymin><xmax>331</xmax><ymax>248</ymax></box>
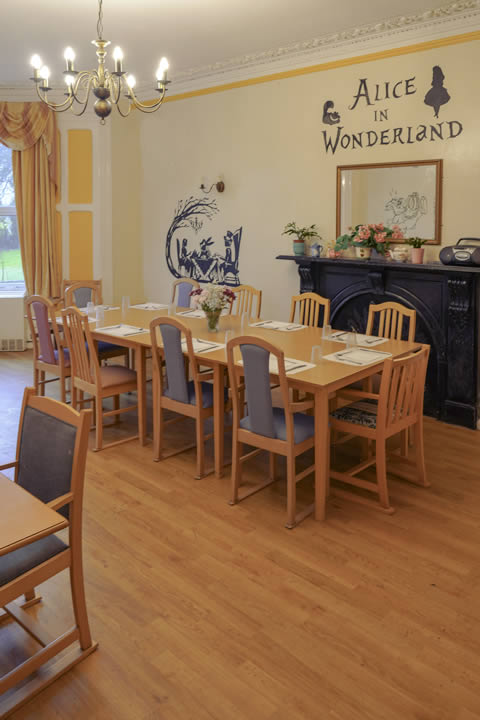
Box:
<box><xmin>28</xmin><ymin>0</ymin><xmax>170</xmax><ymax>123</ymax></box>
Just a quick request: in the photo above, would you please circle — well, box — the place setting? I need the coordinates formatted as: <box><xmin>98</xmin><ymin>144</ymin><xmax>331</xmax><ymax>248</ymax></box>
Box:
<box><xmin>181</xmin><ymin>337</ymin><xmax>225</xmax><ymax>353</ymax></box>
<box><xmin>325</xmin><ymin>330</ymin><xmax>388</xmax><ymax>347</ymax></box>
<box><xmin>249</xmin><ymin>320</ymin><xmax>306</xmax><ymax>332</ymax></box>
<box><xmin>97</xmin><ymin>324</ymin><xmax>149</xmax><ymax>338</ymax></box>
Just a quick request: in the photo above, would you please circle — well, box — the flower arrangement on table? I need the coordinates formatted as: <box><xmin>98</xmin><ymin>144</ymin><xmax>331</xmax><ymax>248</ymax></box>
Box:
<box><xmin>190</xmin><ymin>284</ymin><xmax>236</xmax><ymax>331</ymax></box>
<box><xmin>335</xmin><ymin>223</ymin><xmax>404</xmax><ymax>257</ymax></box>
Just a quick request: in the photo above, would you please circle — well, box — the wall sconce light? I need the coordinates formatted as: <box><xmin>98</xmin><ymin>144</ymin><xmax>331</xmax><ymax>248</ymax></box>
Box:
<box><xmin>200</xmin><ymin>178</ymin><xmax>225</xmax><ymax>194</ymax></box>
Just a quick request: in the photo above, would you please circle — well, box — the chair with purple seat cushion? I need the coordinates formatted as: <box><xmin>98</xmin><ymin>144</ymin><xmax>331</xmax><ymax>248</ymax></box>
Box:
<box><xmin>150</xmin><ymin>315</ymin><xmax>229</xmax><ymax>479</ymax></box>
<box><xmin>62</xmin><ymin>307</ymin><xmax>138</xmax><ymax>451</ymax></box>
<box><xmin>0</xmin><ymin>388</ymin><xmax>97</xmax><ymax>716</ymax></box>
<box><xmin>26</xmin><ymin>295</ymin><xmax>71</xmax><ymax>403</ymax></box>
<box><xmin>227</xmin><ymin>335</ymin><xmax>317</xmax><ymax>529</ymax></box>
<box><xmin>171</xmin><ymin>278</ymin><xmax>200</xmax><ymax>308</ymax></box>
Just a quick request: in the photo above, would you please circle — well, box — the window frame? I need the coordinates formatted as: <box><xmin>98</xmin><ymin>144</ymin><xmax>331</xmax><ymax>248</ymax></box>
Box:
<box><xmin>0</xmin><ymin>147</ymin><xmax>25</xmax><ymax>294</ymax></box>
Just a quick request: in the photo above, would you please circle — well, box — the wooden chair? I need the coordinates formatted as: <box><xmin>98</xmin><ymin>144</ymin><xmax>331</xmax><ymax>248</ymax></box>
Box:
<box><xmin>150</xmin><ymin>316</ymin><xmax>228</xmax><ymax>479</ymax></box>
<box><xmin>64</xmin><ymin>280</ymin><xmax>103</xmax><ymax>308</ymax></box>
<box><xmin>329</xmin><ymin>345</ymin><xmax>430</xmax><ymax>513</ymax></box>
<box><xmin>62</xmin><ymin>307</ymin><xmax>138</xmax><ymax>451</ymax></box>
<box><xmin>0</xmin><ymin>388</ymin><xmax>97</xmax><ymax>717</ymax></box>
<box><xmin>229</xmin><ymin>285</ymin><xmax>262</xmax><ymax>320</ymax></box>
<box><xmin>289</xmin><ymin>292</ymin><xmax>330</xmax><ymax>327</ymax></box>
<box><xmin>366</xmin><ymin>301</ymin><xmax>416</xmax><ymax>342</ymax></box>
<box><xmin>25</xmin><ymin>295</ymin><xmax>71</xmax><ymax>403</ymax></box>
<box><xmin>227</xmin><ymin>336</ymin><xmax>316</xmax><ymax>529</ymax></box>
<box><xmin>171</xmin><ymin>279</ymin><xmax>200</xmax><ymax>308</ymax></box>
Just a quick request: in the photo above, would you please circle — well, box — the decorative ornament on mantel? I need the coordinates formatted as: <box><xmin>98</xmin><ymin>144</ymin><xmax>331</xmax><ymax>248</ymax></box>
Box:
<box><xmin>28</xmin><ymin>0</ymin><xmax>170</xmax><ymax>124</ymax></box>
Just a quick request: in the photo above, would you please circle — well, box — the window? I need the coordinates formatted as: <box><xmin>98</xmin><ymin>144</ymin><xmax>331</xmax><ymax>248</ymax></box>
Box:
<box><xmin>0</xmin><ymin>144</ymin><xmax>24</xmax><ymax>291</ymax></box>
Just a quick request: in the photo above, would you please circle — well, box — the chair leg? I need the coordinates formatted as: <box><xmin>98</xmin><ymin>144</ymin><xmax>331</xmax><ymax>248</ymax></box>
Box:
<box><xmin>69</xmin><ymin>559</ymin><xmax>94</xmax><ymax>651</ymax></box>
<box><xmin>33</xmin><ymin>367</ymin><xmax>40</xmax><ymax>395</ymax></box>
<box><xmin>60</xmin><ymin>372</ymin><xmax>67</xmax><ymax>404</ymax></box>
<box><xmin>269</xmin><ymin>452</ymin><xmax>276</xmax><ymax>481</ymax></box>
<box><xmin>376</xmin><ymin>441</ymin><xmax>391</xmax><ymax>510</ymax></box>
<box><xmin>113</xmin><ymin>394</ymin><xmax>120</xmax><ymax>424</ymax></box>
<box><xmin>195</xmin><ymin>417</ymin><xmax>206</xmax><ymax>479</ymax></box>
<box><xmin>229</xmin><ymin>439</ymin><xmax>242</xmax><ymax>504</ymax></box>
<box><xmin>94</xmin><ymin>396</ymin><xmax>103</xmax><ymax>451</ymax></box>
<box><xmin>413</xmin><ymin>419</ymin><xmax>429</xmax><ymax>487</ymax></box>
<box><xmin>285</xmin><ymin>452</ymin><xmax>296</xmax><ymax>529</ymax></box>
<box><xmin>71</xmin><ymin>385</ymin><xmax>78</xmax><ymax>411</ymax></box>
<box><xmin>400</xmin><ymin>429</ymin><xmax>408</xmax><ymax>457</ymax></box>
<box><xmin>39</xmin><ymin>370</ymin><xmax>45</xmax><ymax>396</ymax></box>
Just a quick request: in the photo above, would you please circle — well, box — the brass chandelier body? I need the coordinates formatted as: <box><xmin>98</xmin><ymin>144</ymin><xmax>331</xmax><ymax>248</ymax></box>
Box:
<box><xmin>29</xmin><ymin>0</ymin><xmax>170</xmax><ymax>123</ymax></box>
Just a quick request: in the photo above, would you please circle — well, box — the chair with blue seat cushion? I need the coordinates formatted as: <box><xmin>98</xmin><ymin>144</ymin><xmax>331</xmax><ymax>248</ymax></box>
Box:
<box><xmin>171</xmin><ymin>278</ymin><xmax>200</xmax><ymax>308</ymax></box>
<box><xmin>0</xmin><ymin>388</ymin><xmax>97</xmax><ymax>716</ymax></box>
<box><xmin>227</xmin><ymin>335</ymin><xmax>317</xmax><ymax>529</ymax></box>
<box><xmin>329</xmin><ymin>345</ymin><xmax>430</xmax><ymax>514</ymax></box>
<box><xmin>26</xmin><ymin>295</ymin><xmax>71</xmax><ymax>403</ymax></box>
<box><xmin>62</xmin><ymin>307</ymin><xmax>138</xmax><ymax>451</ymax></box>
<box><xmin>150</xmin><ymin>316</ymin><xmax>229</xmax><ymax>479</ymax></box>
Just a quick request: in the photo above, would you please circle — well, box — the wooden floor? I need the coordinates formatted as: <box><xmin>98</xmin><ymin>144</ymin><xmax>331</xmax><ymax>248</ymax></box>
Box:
<box><xmin>2</xmin><ymin>351</ymin><xmax>480</xmax><ymax>719</ymax></box>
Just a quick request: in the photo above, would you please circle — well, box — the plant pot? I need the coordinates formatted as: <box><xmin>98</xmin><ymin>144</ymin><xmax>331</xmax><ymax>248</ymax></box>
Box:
<box><xmin>293</xmin><ymin>241</ymin><xmax>305</xmax><ymax>256</ymax></box>
<box><xmin>205</xmin><ymin>309</ymin><xmax>221</xmax><ymax>332</ymax></box>
<box><xmin>355</xmin><ymin>246</ymin><xmax>372</xmax><ymax>260</ymax></box>
<box><xmin>411</xmin><ymin>247</ymin><xmax>425</xmax><ymax>264</ymax></box>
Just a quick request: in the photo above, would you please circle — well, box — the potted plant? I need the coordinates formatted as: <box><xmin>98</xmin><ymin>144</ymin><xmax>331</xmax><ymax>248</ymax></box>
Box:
<box><xmin>335</xmin><ymin>223</ymin><xmax>404</xmax><ymax>259</ymax></box>
<box><xmin>283</xmin><ymin>221</ymin><xmax>321</xmax><ymax>256</ymax></box>
<box><xmin>406</xmin><ymin>237</ymin><xmax>428</xmax><ymax>264</ymax></box>
<box><xmin>190</xmin><ymin>284</ymin><xmax>236</xmax><ymax>332</ymax></box>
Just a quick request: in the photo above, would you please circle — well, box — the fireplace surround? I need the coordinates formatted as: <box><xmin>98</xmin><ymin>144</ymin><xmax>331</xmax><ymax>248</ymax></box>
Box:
<box><xmin>277</xmin><ymin>255</ymin><xmax>480</xmax><ymax>429</ymax></box>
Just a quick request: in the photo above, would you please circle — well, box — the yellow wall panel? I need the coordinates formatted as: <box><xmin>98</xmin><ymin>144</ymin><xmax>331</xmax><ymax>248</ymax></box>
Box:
<box><xmin>55</xmin><ymin>129</ymin><xmax>61</xmax><ymax>204</ymax></box>
<box><xmin>68</xmin><ymin>129</ymin><xmax>92</xmax><ymax>204</ymax></box>
<box><xmin>69</xmin><ymin>211</ymin><xmax>93</xmax><ymax>280</ymax></box>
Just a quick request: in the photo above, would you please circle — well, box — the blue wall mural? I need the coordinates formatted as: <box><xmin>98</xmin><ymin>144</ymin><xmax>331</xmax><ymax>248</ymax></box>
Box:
<box><xmin>165</xmin><ymin>196</ymin><xmax>242</xmax><ymax>287</ymax></box>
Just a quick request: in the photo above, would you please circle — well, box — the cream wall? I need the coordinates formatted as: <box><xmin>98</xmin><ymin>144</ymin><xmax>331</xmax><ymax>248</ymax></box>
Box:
<box><xmin>138</xmin><ymin>35</ymin><xmax>480</xmax><ymax>319</ymax></box>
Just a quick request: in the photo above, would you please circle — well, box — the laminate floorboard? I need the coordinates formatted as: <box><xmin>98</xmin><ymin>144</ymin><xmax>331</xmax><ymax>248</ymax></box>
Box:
<box><xmin>1</xmin><ymin>351</ymin><xmax>480</xmax><ymax>719</ymax></box>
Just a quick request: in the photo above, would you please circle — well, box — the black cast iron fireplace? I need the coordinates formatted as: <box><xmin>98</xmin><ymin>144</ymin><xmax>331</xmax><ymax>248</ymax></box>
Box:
<box><xmin>277</xmin><ymin>255</ymin><xmax>480</xmax><ymax>429</ymax></box>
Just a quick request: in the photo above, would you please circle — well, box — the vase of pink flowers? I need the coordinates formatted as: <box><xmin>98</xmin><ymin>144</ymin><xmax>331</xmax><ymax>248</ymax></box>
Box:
<box><xmin>190</xmin><ymin>284</ymin><xmax>236</xmax><ymax>332</ymax></box>
<box><xmin>335</xmin><ymin>223</ymin><xmax>404</xmax><ymax>259</ymax></box>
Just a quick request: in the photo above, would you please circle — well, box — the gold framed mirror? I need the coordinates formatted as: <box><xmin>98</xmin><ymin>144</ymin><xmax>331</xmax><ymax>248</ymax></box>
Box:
<box><xmin>336</xmin><ymin>159</ymin><xmax>443</xmax><ymax>244</ymax></box>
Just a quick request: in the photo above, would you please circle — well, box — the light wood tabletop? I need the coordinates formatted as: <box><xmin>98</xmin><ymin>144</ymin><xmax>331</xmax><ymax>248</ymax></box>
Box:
<box><xmin>0</xmin><ymin>474</ymin><xmax>68</xmax><ymax>557</ymax></box>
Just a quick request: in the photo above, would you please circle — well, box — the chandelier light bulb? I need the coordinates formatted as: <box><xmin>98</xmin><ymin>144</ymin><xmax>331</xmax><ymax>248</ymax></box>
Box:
<box><xmin>64</xmin><ymin>74</ymin><xmax>75</xmax><ymax>86</ymax></box>
<box><xmin>64</xmin><ymin>47</ymin><xmax>75</xmax><ymax>62</ymax></box>
<box><xmin>126</xmin><ymin>74</ymin><xmax>136</xmax><ymax>88</ymax></box>
<box><xmin>30</xmin><ymin>54</ymin><xmax>42</xmax><ymax>70</ymax></box>
<box><xmin>113</xmin><ymin>46</ymin><xmax>124</xmax><ymax>61</ymax></box>
<box><xmin>40</xmin><ymin>66</ymin><xmax>50</xmax><ymax>80</ymax></box>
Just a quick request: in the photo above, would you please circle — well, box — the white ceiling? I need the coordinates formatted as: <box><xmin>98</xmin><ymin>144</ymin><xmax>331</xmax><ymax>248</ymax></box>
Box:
<box><xmin>0</xmin><ymin>0</ymin><xmax>466</xmax><ymax>92</ymax></box>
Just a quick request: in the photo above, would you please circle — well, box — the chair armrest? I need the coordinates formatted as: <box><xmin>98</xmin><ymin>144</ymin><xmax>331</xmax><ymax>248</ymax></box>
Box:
<box><xmin>0</xmin><ymin>461</ymin><xmax>18</xmax><ymax>472</ymax></box>
<box><xmin>47</xmin><ymin>492</ymin><xmax>74</xmax><ymax>512</ymax></box>
<box><xmin>336</xmin><ymin>389</ymin><xmax>380</xmax><ymax>401</ymax></box>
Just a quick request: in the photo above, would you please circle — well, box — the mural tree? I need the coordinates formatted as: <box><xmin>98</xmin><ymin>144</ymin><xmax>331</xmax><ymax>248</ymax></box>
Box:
<box><xmin>165</xmin><ymin>196</ymin><xmax>218</xmax><ymax>278</ymax></box>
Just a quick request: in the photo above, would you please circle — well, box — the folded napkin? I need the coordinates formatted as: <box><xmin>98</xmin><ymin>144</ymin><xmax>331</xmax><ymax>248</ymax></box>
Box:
<box><xmin>177</xmin><ymin>308</ymin><xmax>229</xmax><ymax>318</ymax></box>
<box><xmin>78</xmin><ymin>304</ymin><xmax>120</xmax><ymax>312</ymax></box>
<box><xmin>131</xmin><ymin>303</ymin><xmax>168</xmax><ymax>310</ymax></box>
<box><xmin>98</xmin><ymin>324</ymin><xmax>148</xmax><ymax>337</ymax></box>
<box><xmin>181</xmin><ymin>338</ymin><xmax>225</xmax><ymax>354</ymax></box>
<box><xmin>324</xmin><ymin>348</ymin><xmax>392</xmax><ymax>367</ymax></box>
<box><xmin>239</xmin><ymin>356</ymin><xmax>314</xmax><ymax>375</ymax></box>
<box><xmin>327</xmin><ymin>331</ymin><xmax>388</xmax><ymax>347</ymax></box>
<box><xmin>249</xmin><ymin>320</ymin><xmax>305</xmax><ymax>332</ymax></box>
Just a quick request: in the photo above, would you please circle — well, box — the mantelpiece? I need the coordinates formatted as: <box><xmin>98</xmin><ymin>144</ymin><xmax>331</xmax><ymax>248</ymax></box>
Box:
<box><xmin>277</xmin><ymin>255</ymin><xmax>480</xmax><ymax>428</ymax></box>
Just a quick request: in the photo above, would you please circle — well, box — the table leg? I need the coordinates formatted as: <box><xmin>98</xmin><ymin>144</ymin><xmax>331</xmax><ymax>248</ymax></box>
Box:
<box><xmin>136</xmin><ymin>346</ymin><xmax>147</xmax><ymax>445</ymax></box>
<box><xmin>314</xmin><ymin>387</ymin><xmax>329</xmax><ymax>521</ymax></box>
<box><xmin>213</xmin><ymin>364</ymin><xmax>225</xmax><ymax>478</ymax></box>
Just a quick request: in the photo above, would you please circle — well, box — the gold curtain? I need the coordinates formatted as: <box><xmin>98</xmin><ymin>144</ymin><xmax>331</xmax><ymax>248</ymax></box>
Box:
<box><xmin>0</xmin><ymin>103</ymin><xmax>60</xmax><ymax>297</ymax></box>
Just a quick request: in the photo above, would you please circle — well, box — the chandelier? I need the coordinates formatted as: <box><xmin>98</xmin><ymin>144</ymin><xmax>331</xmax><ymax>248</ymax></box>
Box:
<box><xmin>28</xmin><ymin>0</ymin><xmax>170</xmax><ymax>123</ymax></box>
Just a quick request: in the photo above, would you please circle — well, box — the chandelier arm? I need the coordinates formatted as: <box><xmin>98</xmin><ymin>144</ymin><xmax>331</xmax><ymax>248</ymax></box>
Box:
<box><xmin>128</xmin><ymin>84</ymin><xmax>168</xmax><ymax>112</ymax></box>
<box><xmin>71</xmin><ymin>71</ymin><xmax>97</xmax><ymax>103</ymax></box>
<box><xmin>35</xmin><ymin>83</ymin><xmax>75</xmax><ymax>112</ymax></box>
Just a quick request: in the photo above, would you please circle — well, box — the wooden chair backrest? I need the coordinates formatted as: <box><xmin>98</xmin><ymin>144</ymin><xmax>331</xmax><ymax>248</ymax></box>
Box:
<box><xmin>171</xmin><ymin>279</ymin><xmax>200</xmax><ymax>307</ymax></box>
<box><xmin>64</xmin><ymin>280</ymin><xmax>103</xmax><ymax>308</ymax></box>
<box><xmin>227</xmin><ymin>335</ymin><xmax>296</xmax><ymax>443</ymax></box>
<box><xmin>289</xmin><ymin>292</ymin><xmax>330</xmax><ymax>327</ymax></box>
<box><xmin>62</xmin><ymin>307</ymin><xmax>101</xmax><ymax>387</ymax></box>
<box><xmin>26</xmin><ymin>295</ymin><xmax>63</xmax><ymax>366</ymax></box>
<box><xmin>377</xmin><ymin>345</ymin><xmax>429</xmax><ymax>432</ymax></box>
<box><xmin>366</xmin><ymin>301</ymin><xmax>416</xmax><ymax>342</ymax></box>
<box><xmin>149</xmin><ymin>316</ymin><xmax>204</xmax><ymax>403</ymax></box>
<box><xmin>13</xmin><ymin>387</ymin><xmax>91</xmax><ymax>541</ymax></box>
<box><xmin>229</xmin><ymin>285</ymin><xmax>262</xmax><ymax>319</ymax></box>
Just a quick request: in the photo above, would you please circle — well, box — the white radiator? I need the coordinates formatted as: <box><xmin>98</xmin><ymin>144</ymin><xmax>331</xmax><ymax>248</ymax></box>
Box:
<box><xmin>0</xmin><ymin>288</ymin><xmax>26</xmax><ymax>351</ymax></box>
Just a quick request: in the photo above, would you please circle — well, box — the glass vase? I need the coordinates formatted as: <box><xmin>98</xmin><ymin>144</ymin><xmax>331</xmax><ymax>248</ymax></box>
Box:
<box><xmin>206</xmin><ymin>309</ymin><xmax>221</xmax><ymax>332</ymax></box>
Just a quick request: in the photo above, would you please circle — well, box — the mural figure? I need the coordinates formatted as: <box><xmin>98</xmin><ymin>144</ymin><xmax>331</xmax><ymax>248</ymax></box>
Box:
<box><xmin>322</xmin><ymin>100</ymin><xmax>341</xmax><ymax>125</ymax></box>
<box><xmin>165</xmin><ymin>196</ymin><xmax>242</xmax><ymax>287</ymax></box>
<box><xmin>424</xmin><ymin>66</ymin><xmax>450</xmax><ymax>118</ymax></box>
<box><xmin>385</xmin><ymin>191</ymin><xmax>428</xmax><ymax>235</ymax></box>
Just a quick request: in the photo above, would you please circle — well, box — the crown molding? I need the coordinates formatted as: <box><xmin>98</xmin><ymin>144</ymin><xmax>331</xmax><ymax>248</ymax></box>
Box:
<box><xmin>1</xmin><ymin>0</ymin><xmax>479</xmax><ymax>103</ymax></box>
<box><xmin>158</xmin><ymin>0</ymin><xmax>480</xmax><ymax>98</ymax></box>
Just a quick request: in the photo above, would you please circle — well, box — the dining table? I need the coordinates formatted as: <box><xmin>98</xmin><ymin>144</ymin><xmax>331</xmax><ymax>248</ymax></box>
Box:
<box><xmin>86</xmin><ymin>306</ymin><xmax>422</xmax><ymax>521</ymax></box>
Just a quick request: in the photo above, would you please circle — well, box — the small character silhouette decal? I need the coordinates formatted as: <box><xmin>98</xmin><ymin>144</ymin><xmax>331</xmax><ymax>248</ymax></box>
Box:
<box><xmin>322</xmin><ymin>100</ymin><xmax>341</xmax><ymax>125</ymax></box>
<box><xmin>424</xmin><ymin>66</ymin><xmax>450</xmax><ymax>118</ymax></box>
